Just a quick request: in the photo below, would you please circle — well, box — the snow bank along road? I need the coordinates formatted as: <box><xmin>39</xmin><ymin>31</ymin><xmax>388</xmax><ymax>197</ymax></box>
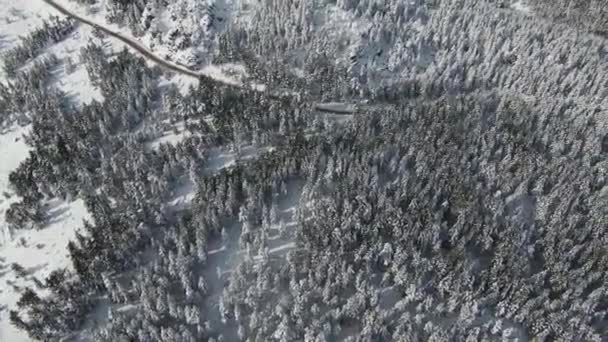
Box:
<box><xmin>42</xmin><ymin>0</ymin><xmax>357</xmax><ymax>115</ymax></box>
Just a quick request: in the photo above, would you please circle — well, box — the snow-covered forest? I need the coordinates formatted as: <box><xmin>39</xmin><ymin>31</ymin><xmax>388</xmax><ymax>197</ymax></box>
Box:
<box><xmin>1</xmin><ymin>0</ymin><xmax>608</xmax><ymax>341</ymax></box>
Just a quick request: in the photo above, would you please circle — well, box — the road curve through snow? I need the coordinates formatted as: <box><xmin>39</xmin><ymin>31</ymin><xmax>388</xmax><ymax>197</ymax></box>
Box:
<box><xmin>43</xmin><ymin>0</ymin><xmax>359</xmax><ymax>114</ymax></box>
<box><xmin>43</xmin><ymin>0</ymin><xmax>213</xmax><ymax>80</ymax></box>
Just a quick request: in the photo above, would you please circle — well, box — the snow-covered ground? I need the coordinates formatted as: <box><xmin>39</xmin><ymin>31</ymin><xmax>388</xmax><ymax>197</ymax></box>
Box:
<box><xmin>0</xmin><ymin>126</ymin><xmax>31</xmax><ymax>238</ymax></box>
<box><xmin>167</xmin><ymin>144</ymin><xmax>275</xmax><ymax>212</ymax></box>
<box><xmin>0</xmin><ymin>127</ymin><xmax>89</xmax><ymax>342</ymax></box>
<box><xmin>45</xmin><ymin>26</ymin><xmax>104</xmax><ymax>104</ymax></box>
<box><xmin>42</xmin><ymin>0</ymin><xmax>254</xmax><ymax>88</ymax></box>
<box><xmin>0</xmin><ymin>124</ymin><xmax>91</xmax><ymax>342</ymax></box>
<box><xmin>0</xmin><ymin>199</ymin><xmax>89</xmax><ymax>342</ymax></box>
<box><xmin>146</xmin><ymin>122</ymin><xmax>193</xmax><ymax>151</ymax></box>
<box><xmin>0</xmin><ymin>2</ymin><xmax>98</xmax><ymax>340</ymax></box>
<box><xmin>0</xmin><ymin>0</ymin><xmax>53</xmax><ymax>80</ymax></box>
<box><xmin>159</xmin><ymin>73</ymin><xmax>199</xmax><ymax>96</ymax></box>
<box><xmin>0</xmin><ymin>0</ymin><xmax>54</xmax><ymax>48</ymax></box>
<box><xmin>155</xmin><ymin>62</ymin><xmax>262</xmax><ymax>99</ymax></box>
<box><xmin>204</xmin><ymin>145</ymin><xmax>275</xmax><ymax>174</ymax></box>
<box><xmin>511</xmin><ymin>1</ymin><xmax>532</xmax><ymax>14</ymax></box>
<box><xmin>202</xmin><ymin>179</ymin><xmax>303</xmax><ymax>333</ymax></box>
<box><xmin>0</xmin><ymin>0</ymin><xmax>102</xmax><ymax>104</ymax></box>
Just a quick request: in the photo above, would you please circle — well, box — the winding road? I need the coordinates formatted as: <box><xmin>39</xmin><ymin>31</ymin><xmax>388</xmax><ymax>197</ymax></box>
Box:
<box><xmin>42</xmin><ymin>0</ymin><xmax>357</xmax><ymax>115</ymax></box>
<box><xmin>43</xmin><ymin>0</ymin><xmax>208</xmax><ymax>79</ymax></box>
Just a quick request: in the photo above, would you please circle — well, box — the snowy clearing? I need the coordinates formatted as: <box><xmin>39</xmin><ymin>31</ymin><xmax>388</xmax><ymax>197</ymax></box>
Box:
<box><xmin>167</xmin><ymin>144</ymin><xmax>275</xmax><ymax>211</ymax></box>
<box><xmin>146</xmin><ymin>122</ymin><xmax>192</xmax><ymax>151</ymax></box>
<box><xmin>511</xmin><ymin>1</ymin><xmax>532</xmax><ymax>14</ymax></box>
<box><xmin>0</xmin><ymin>126</ymin><xmax>31</xmax><ymax>238</ymax></box>
<box><xmin>0</xmin><ymin>0</ymin><xmax>102</xmax><ymax>104</ymax></box>
<box><xmin>202</xmin><ymin>180</ymin><xmax>303</xmax><ymax>333</ymax></box>
<box><xmin>0</xmin><ymin>119</ymin><xmax>86</xmax><ymax>342</ymax></box>
<box><xmin>0</xmin><ymin>199</ymin><xmax>89</xmax><ymax>342</ymax></box>
<box><xmin>0</xmin><ymin>0</ymin><xmax>55</xmax><ymax>80</ymax></box>
<box><xmin>45</xmin><ymin>26</ymin><xmax>104</xmax><ymax>104</ymax></box>
<box><xmin>159</xmin><ymin>73</ymin><xmax>199</xmax><ymax>96</ymax></box>
<box><xmin>0</xmin><ymin>0</ymin><xmax>54</xmax><ymax>48</ymax></box>
<box><xmin>204</xmin><ymin>145</ymin><xmax>275</xmax><ymax>175</ymax></box>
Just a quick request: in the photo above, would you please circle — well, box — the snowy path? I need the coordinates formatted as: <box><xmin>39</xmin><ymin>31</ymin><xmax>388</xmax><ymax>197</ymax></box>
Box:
<box><xmin>42</xmin><ymin>0</ymin><xmax>204</xmax><ymax>78</ymax></box>
<box><xmin>43</xmin><ymin>0</ymin><xmax>359</xmax><ymax>115</ymax></box>
<box><xmin>43</xmin><ymin>0</ymin><xmax>263</xmax><ymax>90</ymax></box>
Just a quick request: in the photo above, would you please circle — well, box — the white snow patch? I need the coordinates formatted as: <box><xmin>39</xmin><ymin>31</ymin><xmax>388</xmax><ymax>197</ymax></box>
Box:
<box><xmin>167</xmin><ymin>144</ymin><xmax>275</xmax><ymax>211</ymax></box>
<box><xmin>200</xmin><ymin>64</ymin><xmax>246</xmax><ymax>87</ymax></box>
<box><xmin>160</xmin><ymin>73</ymin><xmax>199</xmax><ymax>96</ymax></box>
<box><xmin>0</xmin><ymin>125</ymin><xmax>89</xmax><ymax>342</ymax></box>
<box><xmin>220</xmin><ymin>63</ymin><xmax>248</xmax><ymax>77</ymax></box>
<box><xmin>0</xmin><ymin>0</ymin><xmax>103</xmax><ymax>104</ymax></box>
<box><xmin>150</xmin><ymin>130</ymin><xmax>191</xmax><ymax>148</ymax></box>
<box><xmin>57</xmin><ymin>62</ymin><xmax>102</xmax><ymax>105</ymax></box>
<box><xmin>252</xmin><ymin>242</ymin><xmax>296</xmax><ymax>262</ymax></box>
<box><xmin>291</xmin><ymin>67</ymin><xmax>306</xmax><ymax>78</ymax></box>
<box><xmin>44</xmin><ymin>25</ymin><xmax>104</xmax><ymax>104</ymax></box>
<box><xmin>167</xmin><ymin>179</ymin><xmax>197</xmax><ymax>212</ymax></box>
<box><xmin>0</xmin><ymin>0</ymin><xmax>55</xmax><ymax>49</ymax></box>
<box><xmin>315</xmin><ymin>102</ymin><xmax>357</xmax><ymax>114</ymax></box>
<box><xmin>511</xmin><ymin>1</ymin><xmax>532</xmax><ymax>14</ymax></box>
<box><xmin>0</xmin><ymin>0</ymin><xmax>56</xmax><ymax>80</ymax></box>
<box><xmin>205</xmin><ymin>145</ymin><xmax>274</xmax><ymax>175</ymax></box>
<box><xmin>156</xmin><ymin>62</ymin><xmax>258</xmax><ymax>96</ymax></box>
<box><xmin>0</xmin><ymin>199</ymin><xmax>89</xmax><ymax>342</ymax></box>
<box><xmin>147</xmin><ymin>122</ymin><xmax>192</xmax><ymax>150</ymax></box>
<box><xmin>0</xmin><ymin>125</ymin><xmax>31</xmax><ymax>224</ymax></box>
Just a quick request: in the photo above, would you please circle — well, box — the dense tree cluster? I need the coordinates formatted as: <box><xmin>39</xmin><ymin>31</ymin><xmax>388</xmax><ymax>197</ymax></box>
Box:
<box><xmin>0</xmin><ymin>54</ymin><xmax>60</xmax><ymax>128</ymax></box>
<box><xmin>528</xmin><ymin>0</ymin><xmax>608</xmax><ymax>37</ymax></box>
<box><xmin>9</xmin><ymin>274</ymin><xmax>93</xmax><ymax>341</ymax></box>
<box><xmin>217</xmin><ymin>0</ymin><xmax>608</xmax><ymax>109</ymax></box>
<box><xmin>3</xmin><ymin>0</ymin><xmax>608</xmax><ymax>341</ymax></box>
<box><xmin>1</xmin><ymin>16</ymin><xmax>75</xmax><ymax>77</ymax></box>
<box><xmin>5</xmin><ymin>33</ymin><xmax>318</xmax><ymax>340</ymax></box>
<box><xmin>217</xmin><ymin>93</ymin><xmax>607</xmax><ymax>340</ymax></box>
<box><xmin>104</xmin><ymin>0</ymin><xmax>147</xmax><ymax>30</ymax></box>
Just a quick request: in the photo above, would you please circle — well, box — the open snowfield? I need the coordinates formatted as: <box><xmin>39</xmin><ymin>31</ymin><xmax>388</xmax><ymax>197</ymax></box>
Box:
<box><xmin>0</xmin><ymin>0</ymin><xmax>54</xmax><ymax>48</ymax></box>
<box><xmin>44</xmin><ymin>25</ymin><xmax>104</xmax><ymax>104</ymax></box>
<box><xmin>0</xmin><ymin>199</ymin><xmax>89</xmax><ymax>342</ymax></box>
